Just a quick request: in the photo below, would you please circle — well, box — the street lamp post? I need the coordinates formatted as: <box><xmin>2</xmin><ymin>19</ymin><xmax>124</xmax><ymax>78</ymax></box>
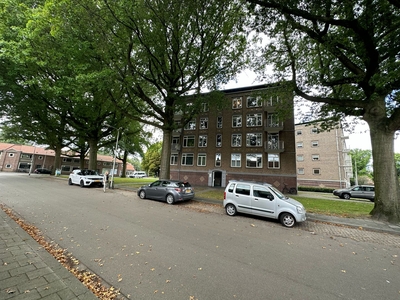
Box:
<box><xmin>28</xmin><ymin>145</ymin><xmax>36</xmax><ymax>176</ymax></box>
<box><xmin>109</xmin><ymin>127</ymin><xmax>121</xmax><ymax>189</ymax></box>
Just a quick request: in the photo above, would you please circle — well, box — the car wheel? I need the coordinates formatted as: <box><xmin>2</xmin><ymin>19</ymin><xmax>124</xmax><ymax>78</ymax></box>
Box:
<box><xmin>80</xmin><ymin>180</ymin><xmax>84</xmax><ymax>188</ymax></box>
<box><xmin>68</xmin><ymin>178</ymin><xmax>73</xmax><ymax>186</ymax></box>
<box><xmin>225</xmin><ymin>203</ymin><xmax>237</xmax><ymax>216</ymax></box>
<box><xmin>139</xmin><ymin>190</ymin><xmax>146</xmax><ymax>199</ymax></box>
<box><xmin>166</xmin><ymin>194</ymin><xmax>175</xmax><ymax>204</ymax></box>
<box><xmin>343</xmin><ymin>193</ymin><xmax>350</xmax><ymax>200</ymax></box>
<box><xmin>280</xmin><ymin>212</ymin><xmax>296</xmax><ymax>228</ymax></box>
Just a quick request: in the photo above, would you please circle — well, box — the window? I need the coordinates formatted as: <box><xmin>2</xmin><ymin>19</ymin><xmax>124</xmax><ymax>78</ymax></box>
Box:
<box><xmin>297</xmin><ymin>155</ymin><xmax>304</xmax><ymax>162</ymax></box>
<box><xmin>201</xmin><ymin>102</ymin><xmax>209</xmax><ymax>112</ymax></box>
<box><xmin>227</xmin><ymin>182</ymin><xmax>236</xmax><ymax>192</ymax></box>
<box><xmin>38</xmin><ymin>156</ymin><xmax>43</xmax><ymax>160</ymax></box>
<box><xmin>197</xmin><ymin>153</ymin><xmax>206</xmax><ymax>166</ymax></box>
<box><xmin>313</xmin><ymin>168</ymin><xmax>321</xmax><ymax>175</ymax></box>
<box><xmin>232</xmin><ymin>97</ymin><xmax>242</xmax><ymax>109</ymax></box>
<box><xmin>184</xmin><ymin>120</ymin><xmax>196</xmax><ymax>130</ymax></box>
<box><xmin>267</xmin><ymin>113</ymin><xmax>281</xmax><ymax>128</ymax></box>
<box><xmin>6</xmin><ymin>164</ymin><xmax>11</xmax><ymax>168</ymax></box>
<box><xmin>170</xmin><ymin>154</ymin><xmax>178</xmax><ymax>165</ymax></box>
<box><xmin>268</xmin><ymin>154</ymin><xmax>280</xmax><ymax>169</ymax></box>
<box><xmin>63</xmin><ymin>158</ymin><xmax>72</xmax><ymax>162</ymax></box>
<box><xmin>235</xmin><ymin>183</ymin><xmax>251</xmax><ymax>195</ymax></box>
<box><xmin>266</xmin><ymin>95</ymin><xmax>281</xmax><ymax>106</ymax></box>
<box><xmin>246</xmin><ymin>113</ymin><xmax>262</xmax><ymax>127</ymax></box>
<box><xmin>198</xmin><ymin>135</ymin><xmax>207</xmax><ymax>147</ymax></box>
<box><xmin>61</xmin><ymin>165</ymin><xmax>71</xmax><ymax>172</ymax></box>
<box><xmin>8</xmin><ymin>153</ymin><xmax>14</xmax><ymax>157</ymax></box>
<box><xmin>231</xmin><ymin>134</ymin><xmax>242</xmax><ymax>147</ymax></box>
<box><xmin>74</xmin><ymin>159</ymin><xmax>80</xmax><ymax>163</ymax></box>
<box><xmin>215</xmin><ymin>153</ymin><xmax>221</xmax><ymax>167</ymax></box>
<box><xmin>183</xmin><ymin>135</ymin><xmax>195</xmax><ymax>147</ymax></box>
<box><xmin>267</xmin><ymin>133</ymin><xmax>279</xmax><ymax>149</ymax></box>
<box><xmin>232</xmin><ymin>115</ymin><xmax>242</xmax><ymax>127</ymax></box>
<box><xmin>181</xmin><ymin>153</ymin><xmax>194</xmax><ymax>166</ymax></box>
<box><xmin>216</xmin><ymin>134</ymin><xmax>222</xmax><ymax>147</ymax></box>
<box><xmin>296</xmin><ymin>130</ymin><xmax>302</xmax><ymax>135</ymax></box>
<box><xmin>246</xmin><ymin>153</ymin><xmax>262</xmax><ymax>168</ymax></box>
<box><xmin>253</xmin><ymin>186</ymin><xmax>273</xmax><ymax>199</ymax></box>
<box><xmin>312</xmin><ymin>154</ymin><xmax>320</xmax><ymax>161</ymax></box>
<box><xmin>297</xmin><ymin>142</ymin><xmax>303</xmax><ymax>148</ymax></box>
<box><xmin>200</xmin><ymin>117</ymin><xmax>208</xmax><ymax>129</ymax></box>
<box><xmin>298</xmin><ymin>168</ymin><xmax>305</xmax><ymax>175</ymax></box>
<box><xmin>217</xmin><ymin>116</ymin><xmax>223</xmax><ymax>128</ymax></box>
<box><xmin>21</xmin><ymin>154</ymin><xmax>31</xmax><ymax>159</ymax></box>
<box><xmin>311</xmin><ymin>128</ymin><xmax>319</xmax><ymax>134</ymax></box>
<box><xmin>311</xmin><ymin>141</ymin><xmax>319</xmax><ymax>147</ymax></box>
<box><xmin>247</xmin><ymin>96</ymin><xmax>262</xmax><ymax>108</ymax></box>
<box><xmin>231</xmin><ymin>153</ymin><xmax>241</xmax><ymax>167</ymax></box>
<box><xmin>246</xmin><ymin>133</ymin><xmax>262</xmax><ymax>147</ymax></box>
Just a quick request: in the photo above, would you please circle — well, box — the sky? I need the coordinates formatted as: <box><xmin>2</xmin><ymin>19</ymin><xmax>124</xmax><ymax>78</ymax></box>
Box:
<box><xmin>222</xmin><ymin>71</ymin><xmax>400</xmax><ymax>153</ymax></box>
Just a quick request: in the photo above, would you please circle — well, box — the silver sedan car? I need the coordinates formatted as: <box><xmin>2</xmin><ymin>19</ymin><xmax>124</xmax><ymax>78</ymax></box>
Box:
<box><xmin>137</xmin><ymin>180</ymin><xmax>195</xmax><ymax>204</ymax></box>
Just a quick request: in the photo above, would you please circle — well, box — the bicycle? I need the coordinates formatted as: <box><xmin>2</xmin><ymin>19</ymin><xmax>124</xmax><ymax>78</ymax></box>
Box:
<box><xmin>282</xmin><ymin>183</ymin><xmax>297</xmax><ymax>194</ymax></box>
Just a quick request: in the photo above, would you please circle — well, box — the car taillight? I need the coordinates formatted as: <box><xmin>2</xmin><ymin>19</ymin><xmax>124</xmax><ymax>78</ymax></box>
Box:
<box><xmin>224</xmin><ymin>191</ymin><xmax>226</xmax><ymax>199</ymax></box>
<box><xmin>175</xmin><ymin>188</ymin><xmax>182</xmax><ymax>192</ymax></box>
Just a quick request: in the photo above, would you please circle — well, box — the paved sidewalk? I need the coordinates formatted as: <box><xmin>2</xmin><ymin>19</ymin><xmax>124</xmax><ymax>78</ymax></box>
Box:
<box><xmin>0</xmin><ymin>209</ymin><xmax>97</xmax><ymax>300</ymax></box>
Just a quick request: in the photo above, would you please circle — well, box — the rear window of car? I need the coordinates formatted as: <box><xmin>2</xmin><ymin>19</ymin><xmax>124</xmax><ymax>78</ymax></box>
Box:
<box><xmin>178</xmin><ymin>182</ymin><xmax>191</xmax><ymax>187</ymax></box>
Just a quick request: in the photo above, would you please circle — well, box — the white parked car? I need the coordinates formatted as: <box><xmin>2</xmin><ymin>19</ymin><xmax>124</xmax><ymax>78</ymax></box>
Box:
<box><xmin>223</xmin><ymin>180</ymin><xmax>306</xmax><ymax>228</ymax></box>
<box><xmin>129</xmin><ymin>171</ymin><xmax>147</xmax><ymax>178</ymax></box>
<box><xmin>68</xmin><ymin>169</ymin><xmax>104</xmax><ymax>188</ymax></box>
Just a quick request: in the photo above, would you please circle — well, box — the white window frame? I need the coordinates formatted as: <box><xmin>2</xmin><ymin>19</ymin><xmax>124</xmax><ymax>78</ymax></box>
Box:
<box><xmin>311</xmin><ymin>128</ymin><xmax>318</xmax><ymax>134</ymax></box>
<box><xmin>297</xmin><ymin>155</ymin><xmax>304</xmax><ymax>162</ymax></box>
<box><xmin>313</xmin><ymin>168</ymin><xmax>321</xmax><ymax>175</ymax></box>
<box><xmin>198</xmin><ymin>135</ymin><xmax>207</xmax><ymax>147</ymax></box>
<box><xmin>215</xmin><ymin>153</ymin><xmax>221</xmax><ymax>167</ymax></box>
<box><xmin>311</xmin><ymin>141</ymin><xmax>319</xmax><ymax>147</ymax></box>
<box><xmin>297</xmin><ymin>142</ymin><xmax>303</xmax><ymax>148</ymax></box>
<box><xmin>246</xmin><ymin>153</ymin><xmax>263</xmax><ymax>168</ymax></box>
<box><xmin>246</xmin><ymin>96</ymin><xmax>262</xmax><ymax>108</ymax></box>
<box><xmin>217</xmin><ymin>116</ymin><xmax>223</xmax><ymax>128</ymax></box>
<box><xmin>197</xmin><ymin>153</ymin><xmax>207</xmax><ymax>166</ymax></box>
<box><xmin>8</xmin><ymin>153</ymin><xmax>15</xmax><ymax>157</ymax></box>
<box><xmin>181</xmin><ymin>153</ymin><xmax>194</xmax><ymax>166</ymax></box>
<box><xmin>216</xmin><ymin>134</ymin><xmax>222</xmax><ymax>147</ymax></box>
<box><xmin>298</xmin><ymin>168</ymin><xmax>305</xmax><ymax>175</ymax></box>
<box><xmin>246</xmin><ymin>113</ymin><xmax>262</xmax><ymax>127</ymax></box>
<box><xmin>231</xmin><ymin>134</ymin><xmax>242</xmax><ymax>147</ymax></box>
<box><xmin>184</xmin><ymin>120</ymin><xmax>196</xmax><ymax>130</ymax></box>
<box><xmin>232</xmin><ymin>115</ymin><xmax>242</xmax><ymax>128</ymax></box>
<box><xmin>231</xmin><ymin>153</ymin><xmax>241</xmax><ymax>167</ymax></box>
<box><xmin>183</xmin><ymin>135</ymin><xmax>195</xmax><ymax>147</ymax></box>
<box><xmin>296</xmin><ymin>130</ymin><xmax>302</xmax><ymax>135</ymax></box>
<box><xmin>232</xmin><ymin>97</ymin><xmax>242</xmax><ymax>109</ymax></box>
<box><xmin>6</xmin><ymin>164</ymin><xmax>11</xmax><ymax>168</ymax></box>
<box><xmin>200</xmin><ymin>117</ymin><xmax>208</xmax><ymax>129</ymax></box>
<box><xmin>246</xmin><ymin>133</ymin><xmax>262</xmax><ymax>147</ymax></box>
<box><xmin>170</xmin><ymin>154</ymin><xmax>178</xmax><ymax>165</ymax></box>
<box><xmin>268</xmin><ymin>154</ymin><xmax>280</xmax><ymax>169</ymax></box>
<box><xmin>312</xmin><ymin>154</ymin><xmax>320</xmax><ymax>161</ymax></box>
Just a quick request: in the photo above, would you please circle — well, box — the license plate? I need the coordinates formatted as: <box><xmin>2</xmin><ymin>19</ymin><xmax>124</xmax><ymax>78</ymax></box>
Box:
<box><xmin>185</xmin><ymin>189</ymin><xmax>191</xmax><ymax>193</ymax></box>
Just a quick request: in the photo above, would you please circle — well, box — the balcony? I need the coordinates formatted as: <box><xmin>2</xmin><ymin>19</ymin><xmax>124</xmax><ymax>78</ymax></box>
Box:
<box><xmin>264</xmin><ymin>120</ymin><xmax>284</xmax><ymax>132</ymax></box>
<box><xmin>171</xmin><ymin>144</ymin><xmax>181</xmax><ymax>153</ymax></box>
<box><xmin>264</xmin><ymin>141</ymin><xmax>285</xmax><ymax>153</ymax></box>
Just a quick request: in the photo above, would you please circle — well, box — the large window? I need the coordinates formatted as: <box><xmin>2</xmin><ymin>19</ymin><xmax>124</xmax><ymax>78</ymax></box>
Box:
<box><xmin>170</xmin><ymin>154</ymin><xmax>178</xmax><ymax>165</ymax></box>
<box><xmin>231</xmin><ymin>153</ymin><xmax>241</xmax><ymax>167</ymax></box>
<box><xmin>232</xmin><ymin>115</ymin><xmax>242</xmax><ymax>127</ymax></box>
<box><xmin>197</xmin><ymin>153</ymin><xmax>206</xmax><ymax>166</ymax></box>
<box><xmin>268</xmin><ymin>154</ymin><xmax>280</xmax><ymax>169</ymax></box>
<box><xmin>183</xmin><ymin>135</ymin><xmax>195</xmax><ymax>147</ymax></box>
<box><xmin>297</xmin><ymin>155</ymin><xmax>304</xmax><ymax>162</ymax></box>
<box><xmin>184</xmin><ymin>120</ymin><xmax>196</xmax><ymax>130</ymax></box>
<box><xmin>267</xmin><ymin>113</ymin><xmax>281</xmax><ymax>128</ymax></box>
<box><xmin>232</xmin><ymin>97</ymin><xmax>242</xmax><ymax>109</ymax></box>
<box><xmin>246</xmin><ymin>133</ymin><xmax>262</xmax><ymax>147</ymax></box>
<box><xmin>231</xmin><ymin>134</ymin><xmax>242</xmax><ymax>147</ymax></box>
<box><xmin>216</xmin><ymin>134</ymin><xmax>222</xmax><ymax>147</ymax></box>
<box><xmin>201</xmin><ymin>102</ymin><xmax>209</xmax><ymax>112</ymax></box>
<box><xmin>215</xmin><ymin>153</ymin><xmax>221</xmax><ymax>167</ymax></box>
<box><xmin>246</xmin><ymin>113</ymin><xmax>262</xmax><ymax>127</ymax></box>
<box><xmin>246</xmin><ymin>96</ymin><xmax>262</xmax><ymax>108</ymax></box>
<box><xmin>267</xmin><ymin>133</ymin><xmax>279</xmax><ymax>149</ymax></box>
<box><xmin>181</xmin><ymin>153</ymin><xmax>194</xmax><ymax>166</ymax></box>
<box><xmin>198</xmin><ymin>135</ymin><xmax>207</xmax><ymax>147</ymax></box>
<box><xmin>217</xmin><ymin>116</ymin><xmax>223</xmax><ymax>128</ymax></box>
<box><xmin>200</xmin><ymin>117</ymin><xmax>208</xmax><ymax>129</ymax></box>
<box><xmin>246</xmin><ymin>153</ymin><xmax>262</xmax><ymax>168</ymax></box>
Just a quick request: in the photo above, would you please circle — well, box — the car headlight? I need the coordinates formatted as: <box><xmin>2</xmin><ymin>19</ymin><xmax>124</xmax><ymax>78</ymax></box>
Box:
<box><xmin>296</xmin><ymin>206</ymin><xmax>305</xmax><ymax>214</ymax></box>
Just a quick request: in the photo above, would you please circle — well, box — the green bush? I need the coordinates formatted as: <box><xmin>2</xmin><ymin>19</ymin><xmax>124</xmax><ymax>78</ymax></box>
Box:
<box><xmin>297</xmin><ymin>186</ymin><xmax>335</xmax><ymax>193</ymax></box>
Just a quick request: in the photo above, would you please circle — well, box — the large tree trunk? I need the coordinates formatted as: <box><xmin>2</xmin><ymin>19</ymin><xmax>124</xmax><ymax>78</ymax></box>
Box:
<box><xmin>53</xmin><ymin>147</ymin><xmax>62</xmax><ymax>174</ymax></box>
<box><xmin>159</xmin><ymin>129</ymin><xmax>172</xmax><ymax>179</ymax></box>
<box><xmin>88</xmin><ymin>139</ymin><xmax>98</xmax><ymax>171</ymax></box>
<box><xmin>121</xmin><ymin>151</ymin><xmax>128</xmax><ymax>178</ymax></box>
<box><xmin>369</xmin><ymin>124</ymin><xmax>400</xmax><ymax>223</ymax></box>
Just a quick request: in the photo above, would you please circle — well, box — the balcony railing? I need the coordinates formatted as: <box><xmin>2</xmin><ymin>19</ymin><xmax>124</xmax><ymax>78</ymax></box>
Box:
<box><xmin>171</xmin><ymin>144</ymin><xmax>181</xmax><ymax>153</ymax></box>
<box><xmin>264</xmin><ymin>120</ymin><xmax>284</xmax><ymax>132</ymax></box>
<box><xmin>264</xmin><ymin>141</ymin><xmax>285</xmax><ymax>153</ymax></box>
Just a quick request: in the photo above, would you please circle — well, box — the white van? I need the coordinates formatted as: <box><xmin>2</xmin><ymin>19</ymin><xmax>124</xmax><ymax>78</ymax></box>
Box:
<box><xmin>223</xmin><ymin>180</ymin><xmax>306</xmax><ymax>228</ymax></box>
<box><xmin>129</xmin><ymin>171</ymin><xmax>147</xmax><ymax>178</ymax></box>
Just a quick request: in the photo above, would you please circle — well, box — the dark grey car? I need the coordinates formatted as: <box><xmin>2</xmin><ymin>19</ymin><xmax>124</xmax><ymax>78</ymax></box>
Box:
<box><xmin>137</xmin><ymin>180</ymin><xmax>195</xmax><ymax>204</ymax></box>
<box><xmin>333</xmin><ymin>185</ymin><xmax>375</xmax><ymax>202</ymax></box>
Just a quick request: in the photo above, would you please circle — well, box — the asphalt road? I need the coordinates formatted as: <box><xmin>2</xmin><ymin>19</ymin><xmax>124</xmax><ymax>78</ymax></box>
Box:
<box><xmin>1</xmin><ymin>173</ymin><xmax>399</xmax><ymax>300</ymax></box>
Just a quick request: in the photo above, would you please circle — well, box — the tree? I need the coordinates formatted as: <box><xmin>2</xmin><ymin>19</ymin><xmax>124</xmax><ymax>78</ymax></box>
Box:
<box><xmin>85</xmin><ymin>0</ymin><xmax>250</xmax><ymax>179</ymax></box>
<box><xmin>350</xmin><ymin>149</ymin><xmax>372</xmax><ymax>177</ymax></box>
<box><xmin>141</xmin><ymin>142</ymin><xmax>162</xmax><ymax>177</ymax></box>
<box><xmin>395</xmin><ymin>153</ymin><xmax>400</xmax><ymax>177</ymax></box>
<box><xmin>249</xmin><ymin>0</ymin><xmax>400</xmax><ymax>223</ymax></box>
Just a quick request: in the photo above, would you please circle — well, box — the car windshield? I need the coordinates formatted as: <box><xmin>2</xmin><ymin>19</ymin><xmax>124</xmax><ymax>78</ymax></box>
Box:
<box><xmin>83</xmin><ymin>170</ymin><xmax>98</xmax><ymax>176</ymax></box>
<box><xmin>269</xmin><ymin>186</ymin><xmax>286</xmax><ymax>199</ymax></box>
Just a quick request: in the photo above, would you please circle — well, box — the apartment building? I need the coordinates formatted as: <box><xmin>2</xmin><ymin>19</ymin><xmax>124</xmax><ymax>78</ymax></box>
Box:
<box><xmin>169</xmin><ymin>83</ymin><xmax>298</xmax><ymax>191</ymax></box>
<box><xmin>0</xmin><ymin>143</ymin><xmax>133</xmax><ymax>176</ymax></box>
<box><xmin>295</xmin><ymin>122</ymin><xmax>352</xmax><ymax>189</ymax></box>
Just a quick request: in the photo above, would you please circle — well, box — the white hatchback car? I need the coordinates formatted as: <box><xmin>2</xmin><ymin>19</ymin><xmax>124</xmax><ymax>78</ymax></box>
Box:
<box><xmin>223</xmin><ymin>180</ymin><xmax>306</xmax><ymax>228</ymax></box>
<box><xmin>68</xmin><ymin>169</ymin><xmax>104</xmax><ymax>188</ymax></box>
